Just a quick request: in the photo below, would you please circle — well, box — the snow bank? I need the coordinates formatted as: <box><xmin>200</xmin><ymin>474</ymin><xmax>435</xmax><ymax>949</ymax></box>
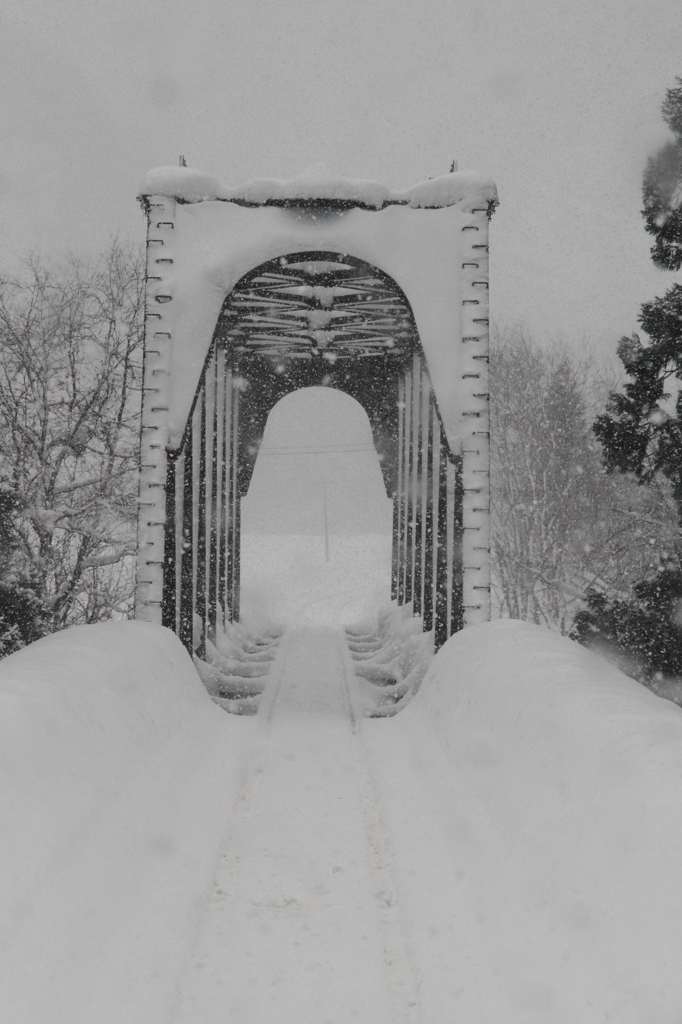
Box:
<box><xmin>139</xmin><ymin>163</ymin><xmax>498</xmax><ymax>211</ymax></box>
<box><xmin>366</xmin><ymin>619</ymin><xmax>682</xmax><ymax>1022</ymax></box>
<box><xmin>0</xmin><ymin>621</ymin><xmax>250</xmax><ymax>1024</ymax></box>
<box><xmin>194</xmin><ymin>615</ymin><xmax>282</xmax><ymax>714</ymax></box>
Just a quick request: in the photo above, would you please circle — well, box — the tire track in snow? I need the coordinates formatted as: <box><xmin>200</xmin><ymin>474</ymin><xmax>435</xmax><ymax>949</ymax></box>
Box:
<box><xmin>198</xmin><ymin>626</ymin><xmax>294</xmax><ymax>895</ymax></box>
<box><xmin>335</xmin><ymin>630</ymin><xmax>423</xmax><ymax>1024</ymax></box>
<box><xmin>168</xmin><ymin>629</ymin><xmax>294</xmax><ymax>1023</ymax></box>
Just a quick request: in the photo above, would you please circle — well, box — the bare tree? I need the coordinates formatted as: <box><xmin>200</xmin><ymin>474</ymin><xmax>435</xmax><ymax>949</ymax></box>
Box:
<box><xmin>0</xmin><ymin>242</ymin><xmax>144</xmax><ymax>638</ymax></box>
<box><xmin>490</xmin><ymin>326</ymin><xmax>679</xmax><ymax>632</ymax></box>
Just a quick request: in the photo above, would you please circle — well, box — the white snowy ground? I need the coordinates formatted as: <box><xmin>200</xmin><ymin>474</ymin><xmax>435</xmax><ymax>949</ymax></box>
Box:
<box><xmin>2</xmin><ymin>617</ymin><xmax>682</xmax><ymax>1023</ymax></box>
<box><xmin>240</xmin><ymin>532</ymin><xmax>391</xmax><ymax>626</ymax></box>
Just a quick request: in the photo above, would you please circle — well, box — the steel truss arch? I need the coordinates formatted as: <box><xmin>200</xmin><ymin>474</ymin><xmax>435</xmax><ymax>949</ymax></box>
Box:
<box><xmin>160</xmin><ymin>251</ymin><xmax>464</xmax><ymax>656</ymax></box>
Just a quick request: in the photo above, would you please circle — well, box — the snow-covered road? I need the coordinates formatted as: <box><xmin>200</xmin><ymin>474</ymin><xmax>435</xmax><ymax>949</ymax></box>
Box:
<box><xmin>173</xmin><ymin>627</ymin><xmax>419</xmax><ymax>1024</ymax></box>
<box><xmin>4</xmin><ymin>617</ymin><xmax>682</xmax><ymax>1023</ymax></box>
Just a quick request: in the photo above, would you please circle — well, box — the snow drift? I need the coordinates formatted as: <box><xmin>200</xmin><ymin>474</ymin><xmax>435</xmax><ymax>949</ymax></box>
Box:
<box><xmin>366</xmin><ymin>618</ymin><xmax>682</xmax><ymax>1023</ymax></box>
<box><xmin>0</xmin><ymin>621</ymin><xmax>249</xmax><ymax>1024</ymax></box>
<box><xmin>4</xmin><ymin>616</ymin><xmax>682</xmax><ymax>1022</ymax></box>
<box><xmin>346</xmin><ymin>601</ymin><xmax>434</xmax><ymax>715</ymax></box>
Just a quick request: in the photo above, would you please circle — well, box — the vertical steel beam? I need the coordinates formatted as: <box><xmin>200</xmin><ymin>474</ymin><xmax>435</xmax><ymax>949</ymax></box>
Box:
<box><xmin>392</xmin><ymin>375</ymin><xmax>404</xmax><ymax>602</ymax></box>
<box><xmin>220</xmin><ymin>357</ymin><xmax>233</xmax><ymax>624</ymax></box>
<box><xmin>391</xmin><ymin>496</ymin><xmax>400</xmax><ymax>602</ymax></box>
<box><xmin>445</xmin><ymin>455</ymin><xmax>454</xmax><ymax>637</ymax></box>
<box><xmin>406</xmin><ymin>358</ymin><xmax>420</xmax><ymax>606</ymax></box>
<box><xmin>225</xmin><ymin>370</ymin><xmax>234</xmax><ymax>622</ymax></box>
<box><xmin>161</xmin><ymin>453</ymin><xmax>177</xmax><ymax>630</ymax></box>
<box><xmin>434</xmin><ymin>417</ymin><xmax>449</xmax><ymax>649</ymax></box>
<box><xmin>396</xmin><ymin>375</ymin><xmax>406</xmax><ymax>604</ymax></box>
<box><xmin>179</xmin><ymin>420</ymin><xmax>194</xmax><ymax>653</ymax></box>
<box><xmin>417</xmin><ymin>369</ymin><xmax>431</xmax><ymax>623</ymax></box>
<box><xmin>191</xmin><ymin>402</ymin><xmax>201</xmax><ymax>648</ymax></box>
<box><xmin>400</xmin><ymin>366</ymin><xmax>412</xmax><ymax>603</ymax></box>
<box><xmin>403</xmin><ymin>362</ymin><xmax>414</xmax><ymax>605</ymax></box>
<box><xmin>450</xmin><ymin>455</ymin><xmax>464</xmax><ymax>635</ymax></box>
<box><xmin>460</xmin><ymin>207</ymin><xmax>492</xmax><ymax>625</ymax></box>
<box><xmin>409</xmin><ymin>356</ymin><xmax>419</xmax><ymax>614</ymax></box>
<box><xmin>230</xmin><ymin>371</ymin><xmax>241</xmax><ymax>621</ymax></box>
<box><xmin>232</xmin><ymin>489</ymin><xmax>241</xmax><ymax>622</ymax></box>
<box><xmin>173</xmin><ymin>451</ymin><xmax>184</xmax><ymax>634</ymax></box>
<box><xmin>135</xmin><ymin>196</ymin><xmax>176</xmax><ymax>623</ymax></box>
<box><xmin>195</xmin><ymin>391</ymin><xmax>207</xmax><ymax>659</ymax></box>
<box><xmin>422</xmin><ymin>395</ymin><xmax>435</xmax><ymax>632</ymax></box>
<box><xmin>213</xmin><ymin>348</ymin><xmax>225</xmax><ymax>633</ymax></box>
<box><xmin>205</xmin><ymin>351</ymin><xmax>218</xmax><ymax>641</ymax></box>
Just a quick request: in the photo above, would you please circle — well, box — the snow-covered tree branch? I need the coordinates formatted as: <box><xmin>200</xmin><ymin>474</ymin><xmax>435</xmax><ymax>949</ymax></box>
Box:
<box><xmin>0</xmin><ymin>242</ymin><xmax>144</xmax><ymax>650</ymax></box>
<box><xmin>489</xmin><ymin>325</ymin><xmax>678</xmax><ymax>632</ymax></box>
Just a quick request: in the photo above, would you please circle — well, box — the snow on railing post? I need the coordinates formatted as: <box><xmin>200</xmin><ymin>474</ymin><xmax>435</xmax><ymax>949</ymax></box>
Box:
<box><xmin>135</xmin><ymin>196</ymin><xmax>176</xmax><ymax>623</ymax></box>
<box><xmin>459</xmin><ymin>206</ymin><xmax>491</xmax><ymax>626</ymax></box>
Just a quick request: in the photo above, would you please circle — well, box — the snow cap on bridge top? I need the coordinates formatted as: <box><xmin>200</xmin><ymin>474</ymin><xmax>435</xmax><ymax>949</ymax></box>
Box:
<box><xmin>139</xmin><ymin>162</ymin><xmax>498</xmax><ymax>212</ymax></box>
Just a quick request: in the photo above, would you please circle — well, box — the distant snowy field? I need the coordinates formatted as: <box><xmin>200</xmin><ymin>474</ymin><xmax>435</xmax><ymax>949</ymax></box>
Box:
<box><xmin>240</xmin><ymin>532</ymin><xmax>392</xmax><ymax>627</ymax></box>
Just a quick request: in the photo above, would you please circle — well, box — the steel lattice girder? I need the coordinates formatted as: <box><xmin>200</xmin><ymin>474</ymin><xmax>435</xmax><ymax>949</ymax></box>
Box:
<box><xmin>215</xmin><ymin>252</ymin><xmax>418</xmax><ymax>364</ymax></box>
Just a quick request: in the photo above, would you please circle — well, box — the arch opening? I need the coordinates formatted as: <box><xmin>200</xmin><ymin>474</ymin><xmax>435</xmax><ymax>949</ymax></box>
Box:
<box><xmin>240</xmin><ymin>387</ymin><xmax>393</xmax><ymax>627</ymax></box>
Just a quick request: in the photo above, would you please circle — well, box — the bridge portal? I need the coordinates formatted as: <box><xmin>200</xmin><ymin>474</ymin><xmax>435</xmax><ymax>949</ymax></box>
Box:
<box><xmin>135</xmin><ymin>166</ymin><xmax>497</xmax><ymax>652</ymax></box>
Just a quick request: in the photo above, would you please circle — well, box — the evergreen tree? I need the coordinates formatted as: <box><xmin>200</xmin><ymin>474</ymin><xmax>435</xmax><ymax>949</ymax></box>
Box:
<box><xmin>571</xmin><ymin>571</ymin><xmax>682</xmax><ymax>686</ymax></box>
<box><xmin>576</xmin><ymin>78</ymin><xmax>682</xmax><ymax>688</ymax></box>
<box><xmin>594</xmin><ymin>291</ymin><xmax>682</xmax><ymax>514</ymax></box>
<box><xmin>643</xmin><ymin>76</ymin><xmax>682</xmax><ymax>272</ymax></box>
<box><xmin>595</xmin><ymin>78</ymin><xmax>682</xmax><ymax>509</ymax></box>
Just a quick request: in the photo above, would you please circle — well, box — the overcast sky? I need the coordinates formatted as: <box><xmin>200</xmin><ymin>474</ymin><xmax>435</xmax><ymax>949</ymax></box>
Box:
<box><xmin>3</xmin><ymin>0</ymin><xmax>682</xmax><ymax>585</ymax></box>
<box><xmin>2</xmin><ymin>0</ymin><xmax>682</xmax><ymax>354</ymax></box>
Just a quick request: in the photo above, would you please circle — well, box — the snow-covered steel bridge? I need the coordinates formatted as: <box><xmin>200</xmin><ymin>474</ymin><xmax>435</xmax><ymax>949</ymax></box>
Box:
<box><xmin>134</xmin><ymin>165</ymin><xmax>497</xmax><ymax>656</ymax></box>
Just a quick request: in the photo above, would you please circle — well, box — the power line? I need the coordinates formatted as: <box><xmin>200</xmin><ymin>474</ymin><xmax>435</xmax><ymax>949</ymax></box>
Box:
<box><xmin>257</xmin><ymin>444</ymin><xmax>375</xmax><ymax>455</ymax></box>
